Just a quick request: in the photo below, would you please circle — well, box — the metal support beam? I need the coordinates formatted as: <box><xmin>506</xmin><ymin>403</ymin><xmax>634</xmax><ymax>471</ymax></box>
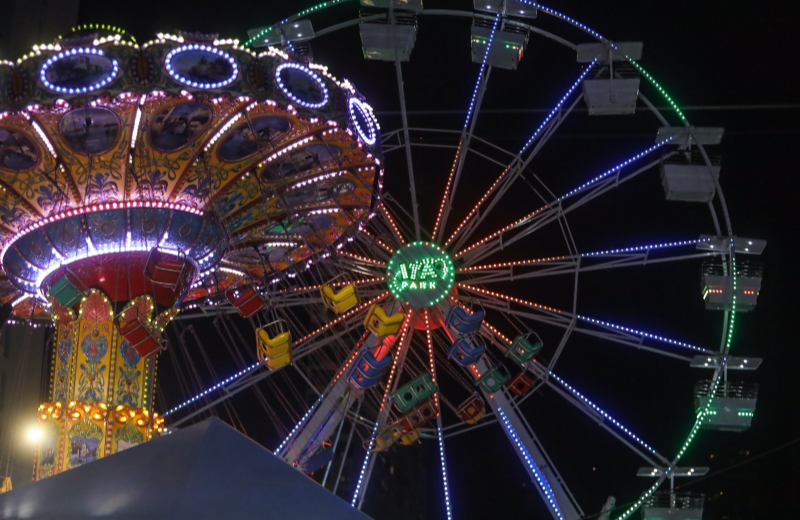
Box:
<box><xmin>439</xmin><ymin>303</ymin><xmax>582</xmax><ymax>520</ymax></box>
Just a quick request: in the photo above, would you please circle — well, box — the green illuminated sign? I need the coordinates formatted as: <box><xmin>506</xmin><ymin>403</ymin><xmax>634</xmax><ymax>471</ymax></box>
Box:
<box><xmin>387</xmin><ymin>242</ymin><xmax>455</xmax><ymax>308</ymax></box>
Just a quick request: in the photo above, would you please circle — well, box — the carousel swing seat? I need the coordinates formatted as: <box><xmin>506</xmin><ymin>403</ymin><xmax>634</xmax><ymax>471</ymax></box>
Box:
<box><xmin>144</xmin><ymin>248</ymin><xmax>186</xmax><ymax>290</ymax></box>
<box><xmin>372</xmin><ymin>423</ymin><xmax>403</xmax><ymax>452</ymax></box>
<box><xmin>299</xmin><ymin>445</ymin><xmax>334</xmax><ymax>475</ymax></box>
<box><xmin>447</xmin><ymin>337</ymin><xmax>486</xmax><ymax>367</ymax></box>
<box><xmin>225</xmin><ymin>286</ymin><xmax>265</xmax><ymax>319</ymax></box>
<box><xmin>364</xmin><ymin>305</ymin><xmax>405</xmax><ymax>337</ymax></box>
<box><xmin>477</xmin><ymin>366</ymin><xmax>510</xmax><ymax>393</ymax></box>
<box><xmin>348</xmin><ymin>349</ymin><xmax>393</xmax><ymax>390</ymax></box>
<box><xmin>398</xmin><ymin>397</ymin><xmax>438</xmax><ymax>433</ymax></box>
<box><xmin>257</xmin><ymin>326</ymin><xmax>292</xmax><ymax>371</ymax></box>
<box><xmin>47</xmin><ymin>270</ymin><xmax>85</xmax><ymax>308</ymax></box>
<box><xmin>398</xmin><ymin>429</ymin><xmax>421</xmax><ymax>446</ymax></box>
<box><xmin>506</xmin><ymin>372</ymin><xmax>535</xmax><ymax>397</ymax></box>
<box><xmin>391</xmin><ymin>373</ymin><xmax>438</xmax><ymax>413</ymax></box>
<box><xmin>321</xmin><ymin>283</ymin><xmax>359</xmax><ymax>314</ymax></box>
<box><xmin>456</xmin><ymin>393</ymin><xmax>486</xmax><ymax>425</ymax></box>
<box><xmin>505</xmin><ymin>334</ymin><xmax>543</xmax><ymax>365</ymax></box>
<box><xmin>114</xmin><ymin>307</ymin><xmax>165</xmax><ymax>359</ymax></box>
<box><xmin>445</xmin><ymin>306</ymin><xmax>485</xmax><ymax>335</ymax></box>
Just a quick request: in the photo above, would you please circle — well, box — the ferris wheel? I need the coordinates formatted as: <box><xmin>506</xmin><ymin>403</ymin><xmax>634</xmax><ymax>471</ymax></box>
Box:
<box><xmin>223</xmin><ymin>3</ymin><xmax>763</xmax><ymax>519</ymax></box>
<box><xmin>0</xmin><ymin>1</ymin><xmax>765</xmax><ymax>519</ymax></box>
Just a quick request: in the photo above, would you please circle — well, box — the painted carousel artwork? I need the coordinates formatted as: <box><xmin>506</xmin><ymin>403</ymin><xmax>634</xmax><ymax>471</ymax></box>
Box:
<box><xmin>0</xmin><ymin>25</ymin><xmax>381</xmax><ymax>480</ymax></box>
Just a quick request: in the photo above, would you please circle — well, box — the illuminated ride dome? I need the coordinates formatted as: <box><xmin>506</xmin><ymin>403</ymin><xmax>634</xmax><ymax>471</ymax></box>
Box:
<box><xmin>0</xmin><ymin>25</ymin><xmax>380</xmax><ymax>478</ymax></box>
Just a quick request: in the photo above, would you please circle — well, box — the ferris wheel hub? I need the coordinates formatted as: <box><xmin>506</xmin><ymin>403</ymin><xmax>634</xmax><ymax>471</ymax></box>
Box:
<box><xmin>386</xmin><ymin>241</ymin><xmax>455</xmax><ymax>309</ymax></box>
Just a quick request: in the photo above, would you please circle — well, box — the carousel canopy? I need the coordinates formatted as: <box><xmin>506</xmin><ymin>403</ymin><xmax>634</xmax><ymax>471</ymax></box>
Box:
<box><xmin>0</xmin><ymin>417</ymin><xmax>373</xmax><ymax>519</ymax></box>
<box><xmin>0</xmin><ymin>28</ymin><xmax>382</xmax><ymax>319</ymax></box>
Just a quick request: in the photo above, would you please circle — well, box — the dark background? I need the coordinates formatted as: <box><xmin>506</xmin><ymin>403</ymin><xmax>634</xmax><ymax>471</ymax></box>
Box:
<box><xmin>10</xmin><ymin>1</ymin><xmax>799</xmax><ymax>519</ymax></box>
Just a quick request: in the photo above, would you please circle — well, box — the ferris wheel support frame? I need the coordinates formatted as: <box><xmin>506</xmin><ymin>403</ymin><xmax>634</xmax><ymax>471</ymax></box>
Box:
<box><xmin>386</xmin><ymin>4</ymin><xmax>422</xmax><ymax>241</ymax></box>
<box><xmin>438</xmin><ymin>307</ymin><xmax>583</xmax><ymax>520</ymax></box>
<box><xmin>447</xmin><ymin>86</ymin><xmax>587</xmax><ymax>254</ymax></box>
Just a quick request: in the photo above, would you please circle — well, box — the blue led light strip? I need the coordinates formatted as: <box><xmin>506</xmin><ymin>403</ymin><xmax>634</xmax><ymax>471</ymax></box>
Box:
<box><xmin>165</xmin><ymin>44</ymin><xmax>239</xmax><ymax>89</ymax></box>
<box><xmin>517</xmin><ymin>1</ymin><xmax>686</xmax><ymax>122</ymax></box>
<box><xmin>548</xmin><ymin>372</ymin><xmax>658</xmax><ymax>455</ymax></box>
<box><xmin>576</xmin><ymin>315</ymin><xmax>708</xmax><ymax>353</ymax></box>
<box><xmin>463</xmin><ymin>14</ymin><xmax>500</xmax><ymax>131</ymax></box>
<box><xmin>458</xmin><ymin>138</ymin><xmax>676</xmax><ymax>258</ymax></box>
<box><xmin>276</xmin><ymin>394</ymin><xmax>325</xmax><ymax>453</ymax></box>
<box><xmin>444</xmin><ymin>60</ymin><xmax>598</xmax><ymax>248</ymax></box>
<box><xmin>425</xmin><ymin>310</ymin><xmax>453</xmax><ymax>520</ymax></box>
<box><xmin>556</xmin><ymin>137</ymin><xmax>673</xmax><ymax>201</ymax></box>
<box><xmin>517</xmin><ymin>1</ymin><xmax>605</xmax><ymax>40</ymax></box>
<box><xmin>164</xmin><ymin>362</ymin><xmax>260</xmax><ymax>416</ymax></box>
<box><xmin>40</xmin><ymin>48</ymin><xmax>119</xmax><ymax>94</ymax></box>
<box><xmin>520</xmin><ymin>58</ymin><xmax>598</xmax><ymax>151</ymax></box>
<box><xmin>437</xmin><ymin>426</ymin><xmax>454</xmax><ymax>520</ymax></box>
<box><xmin>498</xmin><ymin>407</ymin><xmax>565</xmax><ymax>520</ymax></box>
<box><xmin>581</xmin><ymin>238</ymin><xmax>710</xmax><ymax>257</ymax></box>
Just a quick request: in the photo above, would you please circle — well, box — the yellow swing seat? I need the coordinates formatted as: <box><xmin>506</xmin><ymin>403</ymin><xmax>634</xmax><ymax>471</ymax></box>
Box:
<box><xmin>257</xmin><ymin>328</ymin><xmax>292</xmax><ymax>370</ymax></box>
<box><xmin>364</xmin><ymin>305</ymin><xmax>405</xmax><ymax>337</ymax></box>
<box><xmin>321</xmin><ymin>283</ymin><xmax>359</xmax><ymax>314</ymax></box>
<box><xmin>398</xmin><ymin>429</ymin><xmax>420</xmax><ymax>446</ymax></box>
<box><xmin>371</xmin><ymin>423</ymin><xmax>403</xmax><ymax>452</ymax></box>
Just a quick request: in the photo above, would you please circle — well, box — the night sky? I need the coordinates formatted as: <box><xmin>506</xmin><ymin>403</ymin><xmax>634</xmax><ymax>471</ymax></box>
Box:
<box><xmin>63</xmin><ymin>1</ymin><xmax>800</xmax><ymax>518</ymax></box>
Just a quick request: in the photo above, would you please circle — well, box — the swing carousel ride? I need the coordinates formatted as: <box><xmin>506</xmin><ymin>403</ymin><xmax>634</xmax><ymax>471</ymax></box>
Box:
<box><xmin>0</xmin><ymin>1</ymin><xmax>765</xmax><ymax>519</ymax></box>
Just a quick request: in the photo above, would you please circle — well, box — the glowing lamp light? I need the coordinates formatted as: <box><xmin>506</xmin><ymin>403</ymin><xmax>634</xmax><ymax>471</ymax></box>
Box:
<box><xmin>27</xmin><ymin>428</ymin><xmax>43</xmax><ymax>442</ymax></box>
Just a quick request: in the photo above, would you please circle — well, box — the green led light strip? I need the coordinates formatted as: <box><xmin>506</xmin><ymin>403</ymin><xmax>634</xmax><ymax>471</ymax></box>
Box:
<box><xmin>63</xmin><ymin>23</ymin><xmax>136</xmax><ymax>42</ymax></box>
<box><xmin>245</xmin><ymin>0</ymin><xmax>355</xmax><ymax>47</ymax></box>
<box><xmin>624</xmin><ymin>57</ymin><xmax>687</xmax><ymax>123</ymax></box>
<box><xmin>616</xmin><ymin>243</ymin><xmax>737</xmax><ymax>519</ymax></box>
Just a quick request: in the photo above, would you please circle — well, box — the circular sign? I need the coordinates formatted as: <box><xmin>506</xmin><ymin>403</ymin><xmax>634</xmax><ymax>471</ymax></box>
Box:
<box><xmin>387</xmin><ymin>242</ymin><xmax>455</xmax><ymax>308</ymax></box>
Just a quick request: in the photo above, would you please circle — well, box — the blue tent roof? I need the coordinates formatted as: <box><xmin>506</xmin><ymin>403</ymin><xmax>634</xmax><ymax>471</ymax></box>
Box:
<box><xmin>0</xmin><ymin>417</ymin><xmax>373</xmax><ymax>520</ymax></box>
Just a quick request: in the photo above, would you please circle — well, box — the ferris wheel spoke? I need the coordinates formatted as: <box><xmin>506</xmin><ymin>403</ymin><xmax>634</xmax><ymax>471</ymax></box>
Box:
<box><xmin>391</xmin><ymin>50</ymin><xmax>422</xmax><ymax>240</ymax></box>
<box><xmin>461</xmin><ymin>249</ymin><xmax>722</xmax><ymax>285</ymax></box>
<box><xmin>456</xmin><ymin>142</ymin><xmax>676</xmax><ymax>267</ymax></box>
<box><xmin>352</xmin><ymin>313</ymin><xmax>416</xmax><ymax>509</ymax></box>
<box><xmin>276</xmin><ymin>325</ymin><xmax>380</xmax><ymax>463</ymax></box>
<box><xmin>431</xmin><ymin>14</ymin><xmax>500</xmax><ymax>242</ymax></box>
<box><xmin>481</xmin><ymin>366</ymin><xmax>583</xmax><ymax>519</ymax></box>
<box><xmin>479</xmin><ymin>301</ymin><xmax>572</xmax><ymax>329</ymax></box>
<box><xmin>293</xmin><ymin>291</ymin><xmax>388</xmax><ymax>343</ymax></box>
<box><xmin>457</xmin><ymin>284</ymin><xmax>571</xmax><ymax>325</ymax></box>
<box><xmin>378</xmin><ymin>203</ymin><xmax>406</xmax><ymax>245</ymax></box>
<box><xmin>531</xmin><ymin>367</ymin><xmax>670</xmax><ymax>466</ymax></box>
<box><xmin>459</xmin><ymin>285</ymin><xmax>711</xmax><ymax>362</ymax></box>
<box><xmin>447</xmin><ymin>62</ymin><xmax>598</xmax><ymax>252</ymax></box>
<box><xmin>360</xmin><ymin>228</ymin><xmax>396</xmax><ymax>255</ymax></box>
<box><xmin>422</xmin><ymin>310</ymin><xmax>454</xmax><ymax>520</ymax></box>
